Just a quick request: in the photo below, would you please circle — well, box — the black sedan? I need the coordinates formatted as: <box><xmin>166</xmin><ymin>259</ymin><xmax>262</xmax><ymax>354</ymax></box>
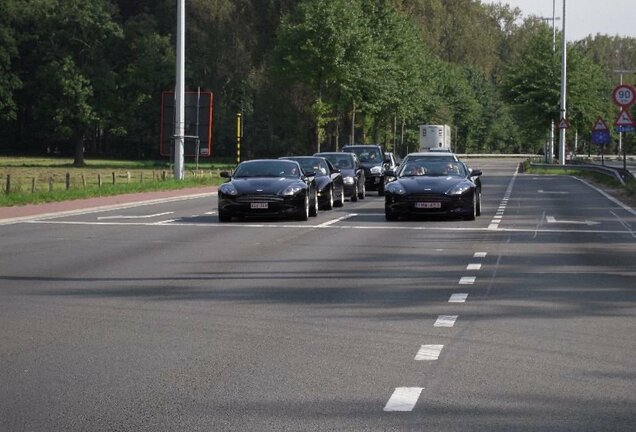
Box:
<box><xmin>384</xmin><ymin>157</ymin><xmax>482</xmax><ymax>221</ymax></box>
<box><xmin>314</xmin><ymin>152</ymin><xmax>365</xmax><ymax>201</ymax></box>
<box><xmin>280</xmin><ymin>156</ymin><xmax>345</xmax><ymax>209</ymax></box>
<box><xmin>217</xmin><ymin>159</ymin><xmax>318</xmax><ymax>222</ymax></box>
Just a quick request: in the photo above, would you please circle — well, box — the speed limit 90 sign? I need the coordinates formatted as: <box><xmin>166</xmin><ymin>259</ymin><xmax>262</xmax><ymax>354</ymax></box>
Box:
<box><xmin>612</xmin><ymin>84</ymin><xmax>636</xmax><ymax>107</ymax></box>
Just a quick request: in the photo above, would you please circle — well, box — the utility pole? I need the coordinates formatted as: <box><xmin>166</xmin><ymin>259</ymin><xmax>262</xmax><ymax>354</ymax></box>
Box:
<box><xmin>173</xmin><ymin>0</ymin><xmax>185</xmax><ymax>180</ymax></box>
<box><xmin>537</xmin><ymin>4</ymin><xmax>560</xmax><ymax>163</ymax></box>
<box><xmin>558</xmin><ymin>0</ymin><xmax>567</xmax><ymax>165</ymax></box>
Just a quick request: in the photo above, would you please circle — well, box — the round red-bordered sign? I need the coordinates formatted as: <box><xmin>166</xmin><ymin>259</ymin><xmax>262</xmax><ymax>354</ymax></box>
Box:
<box><xmin>612</xmin><ymin>84</ymin><xmax>636</xmax><ymax>107</ymax></box>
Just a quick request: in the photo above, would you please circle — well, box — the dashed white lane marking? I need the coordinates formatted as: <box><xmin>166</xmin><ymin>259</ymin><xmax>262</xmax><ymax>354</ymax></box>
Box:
<box><xmin>97</xmin><ymin>212</ymin><xmax>174</xmax><ymax>220</ymax></box>
<box><xmin>415</xmin><ymin>345</ymin><xmax>444</xmax><ymax>361</ymax></box>
<box><xmin>474</xmin><ymin>252</ymin><xmax>487</xmax><ymax>258</ymax></box>
<box><xmin>317</xmin><ymin>213</ymin><xmax>357</xmax><ymax>227</ymax></box>
<box><xmin>384</xmin><ymin>387</ymin><xmax>424</xmax><ymax>412</ymax></box>
<box><xmin>466</xmin><ymin>263</ymin><xmax>482</xmax><ymax>270</ymax></box>
<box><xmin>434</xmin><ymin>315</ymin><xmax>458</xmax><ymax>327</ymax></box>
<box><xmin>459</xmin><ymin>276</ymin><xmax>476</xmax><ymax>285</ymax></box>
<box><xmin>538</xmin><ymin>190</ymin><xmax>569</xmax><ymax>194</ymax></box>
<box><xmin>449</xmin><ymin>293</ymin><xmax>468</xmax><ymax>303</ymax></box>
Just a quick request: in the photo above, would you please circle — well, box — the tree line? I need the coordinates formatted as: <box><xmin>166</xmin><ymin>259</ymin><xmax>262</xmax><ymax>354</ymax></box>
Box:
<box><xmin>1</xmin><ymin>0</ymin><xmax>635</xmax><ymax>166</ymax></box>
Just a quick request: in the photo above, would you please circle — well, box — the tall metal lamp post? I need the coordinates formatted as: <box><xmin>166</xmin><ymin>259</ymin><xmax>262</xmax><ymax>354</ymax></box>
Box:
<box><xmin>173</xmin><ymin>0</ymin><xmax>185</xmax><ymax>180</ymax></box>
<box><xmin>557</xmin><ymin>0</ymin><xmax>567</xmax><ymax>165</ymax></box>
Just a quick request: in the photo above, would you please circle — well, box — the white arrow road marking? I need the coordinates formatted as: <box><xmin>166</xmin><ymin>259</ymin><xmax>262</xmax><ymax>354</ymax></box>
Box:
<box><xmin>98</xmin><ymin>212</ymin><xmax>174</xmax><ymax>220</ymax></box>
<box><xmin>317</xmin><ymin>213</ymin><xmax>357</xmax><ymax>227</ymax></box>
<box><xmin>546</xmin><ymin>216</ymin><xmax>599</xmax><ymax>226</ymax></box>
<box><xmin>384</xmin><ymin>387</ymin><xmax>424</xmax><ymax>412</ymax></box>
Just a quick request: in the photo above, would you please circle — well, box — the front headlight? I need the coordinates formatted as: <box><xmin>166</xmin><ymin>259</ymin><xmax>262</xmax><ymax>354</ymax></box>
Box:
<box><xmin>370</xmin><ymin>165</ymin><xmax>383</xmax><ymax>175</ymax></box>
<box><xmin>219</xmin><ymin>183</ymin><xmax>238</xmax><ymax>196</ymax></box>
<box><xmin>386</xmin><ymin>183</ymin><xmax>406</xmax><ymax>195</ymax></box>
<box><xmin>343</xmin><ymin>176</ymin><xmax>355</xmax><ymax>185</ymax></box>
<box><xmin>282</xmin><ymin>184</ymin><xmax>305</xmax><ymax>196</ymax></box>
<box><xmin>447</xmin><ymin>182</ymin><xmax>472</xmax><ymax>196</ymax></box>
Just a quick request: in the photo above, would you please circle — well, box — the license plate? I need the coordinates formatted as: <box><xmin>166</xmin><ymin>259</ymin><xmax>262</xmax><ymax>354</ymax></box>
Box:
<box><xmin>250</xmin><ymin>202</ymin><xmax>268</xmax><ymax>209</ymax></box>
<box><xmin>415</xmin><ymin>202</ymin><xmax>441</xmax><ymax>209</ymax></box>
<box><xmin>374</xmin><ymin>177</ymin><xmax>381</xmax><ymax>184</ymax></box>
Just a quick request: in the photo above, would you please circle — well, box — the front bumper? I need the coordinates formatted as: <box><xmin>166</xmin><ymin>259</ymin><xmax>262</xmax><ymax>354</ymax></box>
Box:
<box><xmin>218</xmin><ymin>193</ymin><xmax>305</xmax><ymax>218</ymax></box>
<box><xmin>385</xmin><ymin>192</ymin><xmax>473</xmax><ymax>218</ymax></box>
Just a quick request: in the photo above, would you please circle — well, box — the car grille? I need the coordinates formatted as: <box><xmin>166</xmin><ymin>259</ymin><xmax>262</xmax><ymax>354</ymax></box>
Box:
<box><xmin>405</xmin><ymin>193</ymin><xmax>451</xmax><ymax>203</ymax></box>
<box><xmin>236</xmin><ymin>194</ymin><xmax>284</xmax><ymax>203</ymax></box>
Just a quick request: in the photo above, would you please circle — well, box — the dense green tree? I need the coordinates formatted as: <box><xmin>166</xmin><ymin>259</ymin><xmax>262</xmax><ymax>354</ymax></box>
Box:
<box><xmin>0</xmin><ymin>0</ymin><xmax>21</xmax><ymax>122</ymax></box>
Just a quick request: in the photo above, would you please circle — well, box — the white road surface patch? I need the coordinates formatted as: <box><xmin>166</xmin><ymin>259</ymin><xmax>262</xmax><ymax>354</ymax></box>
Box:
<box><xmin>434</xmin><ymin>315</ymin><xmax>458</xmax><ymax>327</ymax></box>
<box><xmin>459</xmin><ymin>276</ymin><xmax>476</xmax><ymax>285</ymax></box>
<box><xmin>449</xmin><ymin>293</ymin><xmax>468</xmax><ymax>303</ymax></box>
<box><xmin>97</xmin><ymin>212</ymin><xmax>173</xmax><ymax>220</ymax></box>
<box><xmin>467</xmin><ymin>263</ymin><xmax>482</xmax><ymax>270</ymax></box>
<box><xmin>384</xmin><ymin>387</ymin><xmax>424</xmax><ymax>412</ymax></box>
<box><xmin>474</xmin><ymin>252</ymin><xmax>487</xmax><ymax>258</ymax></box>
<box><xmin>415</xmin><ymin>345</ymin><xmax>444</xmax><ymax>361</ymax></box>
<box><xmin>317</xmin><ymin>213</ymin><xmax>357</xmax><ymax>227</ymax></box>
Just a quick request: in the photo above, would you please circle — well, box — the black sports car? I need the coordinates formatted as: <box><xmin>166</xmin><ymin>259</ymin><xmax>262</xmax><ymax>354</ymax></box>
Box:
<box><xmin>280</xmin><ymin>156</ymin><xmax>345</xmax><ymax>209</ymax></box>
<box><xmin>384</xmin><ymin>157</ymin><xmax>482</xmax><ymax>221</ymax></box>
<box><xmin>314</xmin><ymin>152</ymin><xmax>365</xmax><ymax>201</ymax></box>
<box><xmin>217</xmin><ymin>159</ymin><xmax>318</xmax><ymax>222</ymax></box>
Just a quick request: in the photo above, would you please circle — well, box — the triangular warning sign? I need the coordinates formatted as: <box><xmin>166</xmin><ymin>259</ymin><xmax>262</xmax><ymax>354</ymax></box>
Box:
<box><xmin>558</xmin><ymin>117</ymin><xmax>570</xmax><ymax>129</ymax></box>
<box><xmin>592</xmin><ymin>117</ymin><xmax>608</xmax><ymax>131</ymax></box>
<box><xmin>614</xmin><ymin>109</ymin><xmax>635</xmax><ymax>127</ymax></box>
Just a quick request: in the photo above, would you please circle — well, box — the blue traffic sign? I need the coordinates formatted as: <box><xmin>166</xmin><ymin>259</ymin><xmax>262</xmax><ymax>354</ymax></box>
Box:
<box><xmin>591</xmin><ymin>130</ymin><xmax>611</xmax><ymax>145</ymax></box>
<box><xmin>615</xmin><ymin>126</ymin><xmax>635</xmax><ymax>133</ymax></box>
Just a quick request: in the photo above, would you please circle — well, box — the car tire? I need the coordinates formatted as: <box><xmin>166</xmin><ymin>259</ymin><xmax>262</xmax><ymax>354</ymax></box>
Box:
<box><xmin>297</xmin><ymin>195</ymin><xmax>310</xmax><ymax>221</ymax></box>
<box><xmin>476</xmin><ymin>190</ymin><xmax>481</xmax><ymax>216</ymax></box>
<box><xmin>218</xmin><ymin>210</ymin><xmax>231</xmax><ymax>222</ymax></box>
<box><xmin>334</xmin><ymin>186</ymin><xmax>345</xmax><ymax>207</ymax></box>
<box><xmin>385</xmin><ymin>208</ymin><xmax>397</xmax><ymax>221</ymax></box>
<box><xmin>323</xmin><ymin>187</ymin><xmax>334</xmax><ymax>210</ymax></box>
<box><xmin>465</xmin><ymin>193</ymin><xmax>477</xmax><ymax>221</ymax></box>
<box><xmin>310</xmin><ymin>188</ymin><xmax>319</xmax><ymax>217</ymax></box>
<box><xmin>358</xmin><ymin>182</ymin><xmax>366</xmax><ymax>200</ymax></box>
<box><xmin>351</xmin><ymin>183</ymin><xmax>359</xmax><ymax>202</ymax></box>
<box><xmin>378</xmin><ymin>181</ymin><xmax>385</xmax><ymax>196</ymax></box>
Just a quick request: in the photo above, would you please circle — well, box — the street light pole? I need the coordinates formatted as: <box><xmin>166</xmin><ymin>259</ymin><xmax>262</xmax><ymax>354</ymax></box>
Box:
<box><xmin>174</xmin><ymin>0</ymin><xmax>185</xmax><ymax>180</ymax></box>
<box><xmin>537</xmin><ymin>3</ymin><xmax>560</xmax><ymax>163</ymax></box>
<box><xmin>558</xmin><ymin>0</ymin><xmax>567</xmax><ymax>165</ymax></box>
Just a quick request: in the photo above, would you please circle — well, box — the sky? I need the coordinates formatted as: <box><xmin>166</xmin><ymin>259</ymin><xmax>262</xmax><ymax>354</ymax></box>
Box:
<box><xmin>482</xmin><ymin>0</ymin><xmax>636</xmax><ymax>41</ymax></box>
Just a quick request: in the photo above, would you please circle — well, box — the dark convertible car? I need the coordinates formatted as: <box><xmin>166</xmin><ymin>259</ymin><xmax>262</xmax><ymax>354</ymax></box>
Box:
<box><xmin>384</xmin><ymin>155</ymin><xmax>482</xmax><ymax>221</ymax></box>
<box><xmin>280</xmin><ymin>156</ymin><xmax>345</xmax><ymax>209</ymax></box>
<box><xmin>217</xmin><ymin>159</ymin><xmax>318</xmax><ymax>222</ymax></box>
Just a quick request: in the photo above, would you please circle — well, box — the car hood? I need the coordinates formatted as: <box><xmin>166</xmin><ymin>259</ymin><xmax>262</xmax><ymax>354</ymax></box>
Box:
<box><xmin>396</xmin><ymin>176</ymin><xmax>470</xmax><ymax>194</ymax></box>
<box><xmin>231</xmin><ymin>177</ymin><xmax>303</xmax><ymax>195</ymax></box>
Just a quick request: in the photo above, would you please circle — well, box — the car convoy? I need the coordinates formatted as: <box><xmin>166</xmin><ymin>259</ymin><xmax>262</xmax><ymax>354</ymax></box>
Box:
<box><xmin>218</xmin><ymin>147</ymin><xmax>483</xmax><ymax>222</ymax></box>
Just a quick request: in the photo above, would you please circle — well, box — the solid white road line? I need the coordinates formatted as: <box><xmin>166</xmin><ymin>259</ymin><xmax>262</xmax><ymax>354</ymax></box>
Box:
<box><xmin>415</xmin><ymin>345</ymin><xmax>444</xmax><ymax>361</ymax></box>
<box><xmin>466</xmin><ymin>263</ymin><xmax>482</xmax><ymax>270</ymax></box>
<box><xmin>97</xmin><ymin>212</ymin><xmax>174</xmax><ymax>220</ymax></box>
<box><xmin>459</xmin><ymin>276</ymin><xmax>476</xmax><ymax>285</ymax></box>
<box><xmin>449</xmin><ymin>293</ymin><xmax>468</xmax><ymax>303</ymax></box>
<box><xmin>384</xmin><ymin>387</ymin><xmax>424</xmax><ymax>412</ymax></box>
<box><xmin>473</xmin><ymin>252</ymin><xmax>488</xmax><ymax>258</ymax></box>
<box><xmin>434</xmin><ymin>315</ymin><xmax>458</xmax><ymax>327</ymax></box>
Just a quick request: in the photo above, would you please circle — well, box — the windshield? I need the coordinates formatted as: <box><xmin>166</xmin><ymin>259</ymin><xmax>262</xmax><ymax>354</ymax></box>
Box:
<box><xmin>344</xmin><ymin>146</ymin><xmax>382</xmax><ymax>163</ymax></box>
<box><xmin>398</xmin><ymin>160</ymin><xmax>465</xmax><ymax>178</ymax></box>
<box><xmin>233</xmin><ymin>161</ymin><xmax>301</xmax><ymax>178</ymax></box>
<box><xmin>286</xmin><ymin>158</ymin><xmax>329</xmax><ymax>176</ymax></box>
<box><xmin>321</xmin><ymin>154</ymin><xmax>352</xmax><ymax>169</ymax></box>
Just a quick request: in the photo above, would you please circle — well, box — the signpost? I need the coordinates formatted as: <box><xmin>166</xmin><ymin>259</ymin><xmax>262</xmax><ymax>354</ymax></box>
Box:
<box><xmin>611</xmin><ymin>83</ymin><xmax>636</xmax><ymax>169</ymax></box>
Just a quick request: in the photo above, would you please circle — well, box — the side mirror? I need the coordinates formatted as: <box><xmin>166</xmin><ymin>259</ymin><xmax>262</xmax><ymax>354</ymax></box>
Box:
<box><xmin>332</xmin><ymin>167</ymin><xmax>341</xmax><ymax>174</ymax></box>
<box><xmin>470</xmin><ymin>169</ymin><xmax>482</xmax><ymax>177</ymax></box>
<box><xmin>385</xmin><ymin>168</ymin><xmax>396</xmax><ymax>177</ymax></box>
<box><xmin>220</xmin><ymin>171</ymin><xmax>231</xmax><ymax>178</ymax></box>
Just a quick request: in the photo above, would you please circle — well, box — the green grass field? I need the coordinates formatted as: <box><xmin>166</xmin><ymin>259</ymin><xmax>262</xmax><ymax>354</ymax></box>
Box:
<box><xmin>0</xmin><ymin>156</ymin><xmax>233</xmax><ymax>207</ymax></box>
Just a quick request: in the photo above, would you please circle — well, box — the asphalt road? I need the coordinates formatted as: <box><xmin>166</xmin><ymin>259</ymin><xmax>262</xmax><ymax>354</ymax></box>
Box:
<box><xmin>1</xmin><ymin>158</ymin><xmax>634</xmax><ymax>431</ymax></box>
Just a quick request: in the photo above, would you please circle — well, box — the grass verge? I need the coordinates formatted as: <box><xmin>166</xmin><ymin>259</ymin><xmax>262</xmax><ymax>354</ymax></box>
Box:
<box><xmin>0</xmin><ymin>156</ymin><xmax>232</xmax><ymax>207</ymax></box>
